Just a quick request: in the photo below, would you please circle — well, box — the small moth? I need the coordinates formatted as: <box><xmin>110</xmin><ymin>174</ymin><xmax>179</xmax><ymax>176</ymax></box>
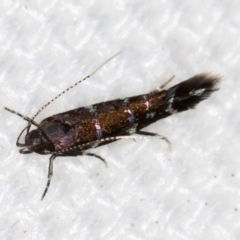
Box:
<box><xmin>4</xmin><ymin>53</ymin><xmax>220</xmax><ymax>200</ymax></box>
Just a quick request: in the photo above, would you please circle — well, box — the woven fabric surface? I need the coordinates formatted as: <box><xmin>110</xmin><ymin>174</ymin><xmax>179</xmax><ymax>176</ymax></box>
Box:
<box><xmin>0</xmin><ymin>1</ymin><xmax>239</xmax><ymax>239</ymax></box>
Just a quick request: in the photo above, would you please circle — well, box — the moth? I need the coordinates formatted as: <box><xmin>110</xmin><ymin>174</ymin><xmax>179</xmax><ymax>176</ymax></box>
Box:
<box><xmin>4</xmin><ymin>53</ymin><xmax>220</xmax><ymax>200</ymax></box>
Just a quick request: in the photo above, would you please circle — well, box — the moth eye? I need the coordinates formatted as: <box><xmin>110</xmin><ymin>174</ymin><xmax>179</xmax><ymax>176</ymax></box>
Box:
<box><xmin>25</xmin><ymin>129</ymin><xmax>41</xmax><ymax>145</ymax></box>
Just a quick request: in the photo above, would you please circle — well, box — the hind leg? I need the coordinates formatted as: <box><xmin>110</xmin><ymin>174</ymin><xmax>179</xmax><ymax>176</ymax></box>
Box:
<box><xmin>159</xmin><ymin>75</ymin><xmax>175</xmax><ymax>89</ymax></box>
<box><xmin>81</xmin><ymin>152</ymin><xmax>108</xmax><ymax>168</ymax></box>
<box><xmin>136</xmin><ymin>130</ymin><xmax>171</xmax><ymax>151</ymax></box>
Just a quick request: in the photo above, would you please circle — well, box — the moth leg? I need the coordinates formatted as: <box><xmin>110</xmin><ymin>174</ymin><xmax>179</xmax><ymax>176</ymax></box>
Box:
<box><xmin>82</xmin><ymin>152</ymin><xmax>108</xmax><ymax>168</ymax></box>
<box><xmin>159</xmin><ymin>75</ymin><xmax>175</xmax><ymax>89</ymax></box>
<box><xmin>41</xmin><ymin>154</ymin><xmax>56</xmax><ymax>200</ymax></box>
<box><xmin>136</xmin><ymin>130</ymin><xmax>171</xmax><ymax>151</ymax></box>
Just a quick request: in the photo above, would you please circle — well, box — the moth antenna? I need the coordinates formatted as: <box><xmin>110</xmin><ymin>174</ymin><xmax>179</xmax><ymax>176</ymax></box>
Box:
<box><xmin>4</xmin><ymin>107</ymin><xmax>39</xmax><ymax>127</ymax></box>
<box><xmin>4</xmin><ymin>107</ymin><xmax>40</xmax><ymax>146</ymax></box>
<box><xmin>31</xmin><ymin>51</ymin><xmax>121</xmax><ymax>122</ymax></box>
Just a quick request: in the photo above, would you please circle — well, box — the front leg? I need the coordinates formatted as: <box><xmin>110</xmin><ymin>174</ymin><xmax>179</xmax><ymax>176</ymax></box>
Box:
<box><xmin>41</xmin><ymin>154</ymin><xmax>56</xmax><ymax>200</ymax></box>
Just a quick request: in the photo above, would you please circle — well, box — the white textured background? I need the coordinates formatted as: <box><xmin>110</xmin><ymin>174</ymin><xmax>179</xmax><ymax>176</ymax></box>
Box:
<box><xmin>0</xmin><ymin>0</ymin><xmax>239</xmax><ymax>240</ymax></box>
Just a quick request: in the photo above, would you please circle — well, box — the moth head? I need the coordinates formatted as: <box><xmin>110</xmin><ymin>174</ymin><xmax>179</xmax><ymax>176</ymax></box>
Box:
<box><xmin>21</xmin><ymin>129</ymin><xmax>54</xmax><ymax>154</ymax></box>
